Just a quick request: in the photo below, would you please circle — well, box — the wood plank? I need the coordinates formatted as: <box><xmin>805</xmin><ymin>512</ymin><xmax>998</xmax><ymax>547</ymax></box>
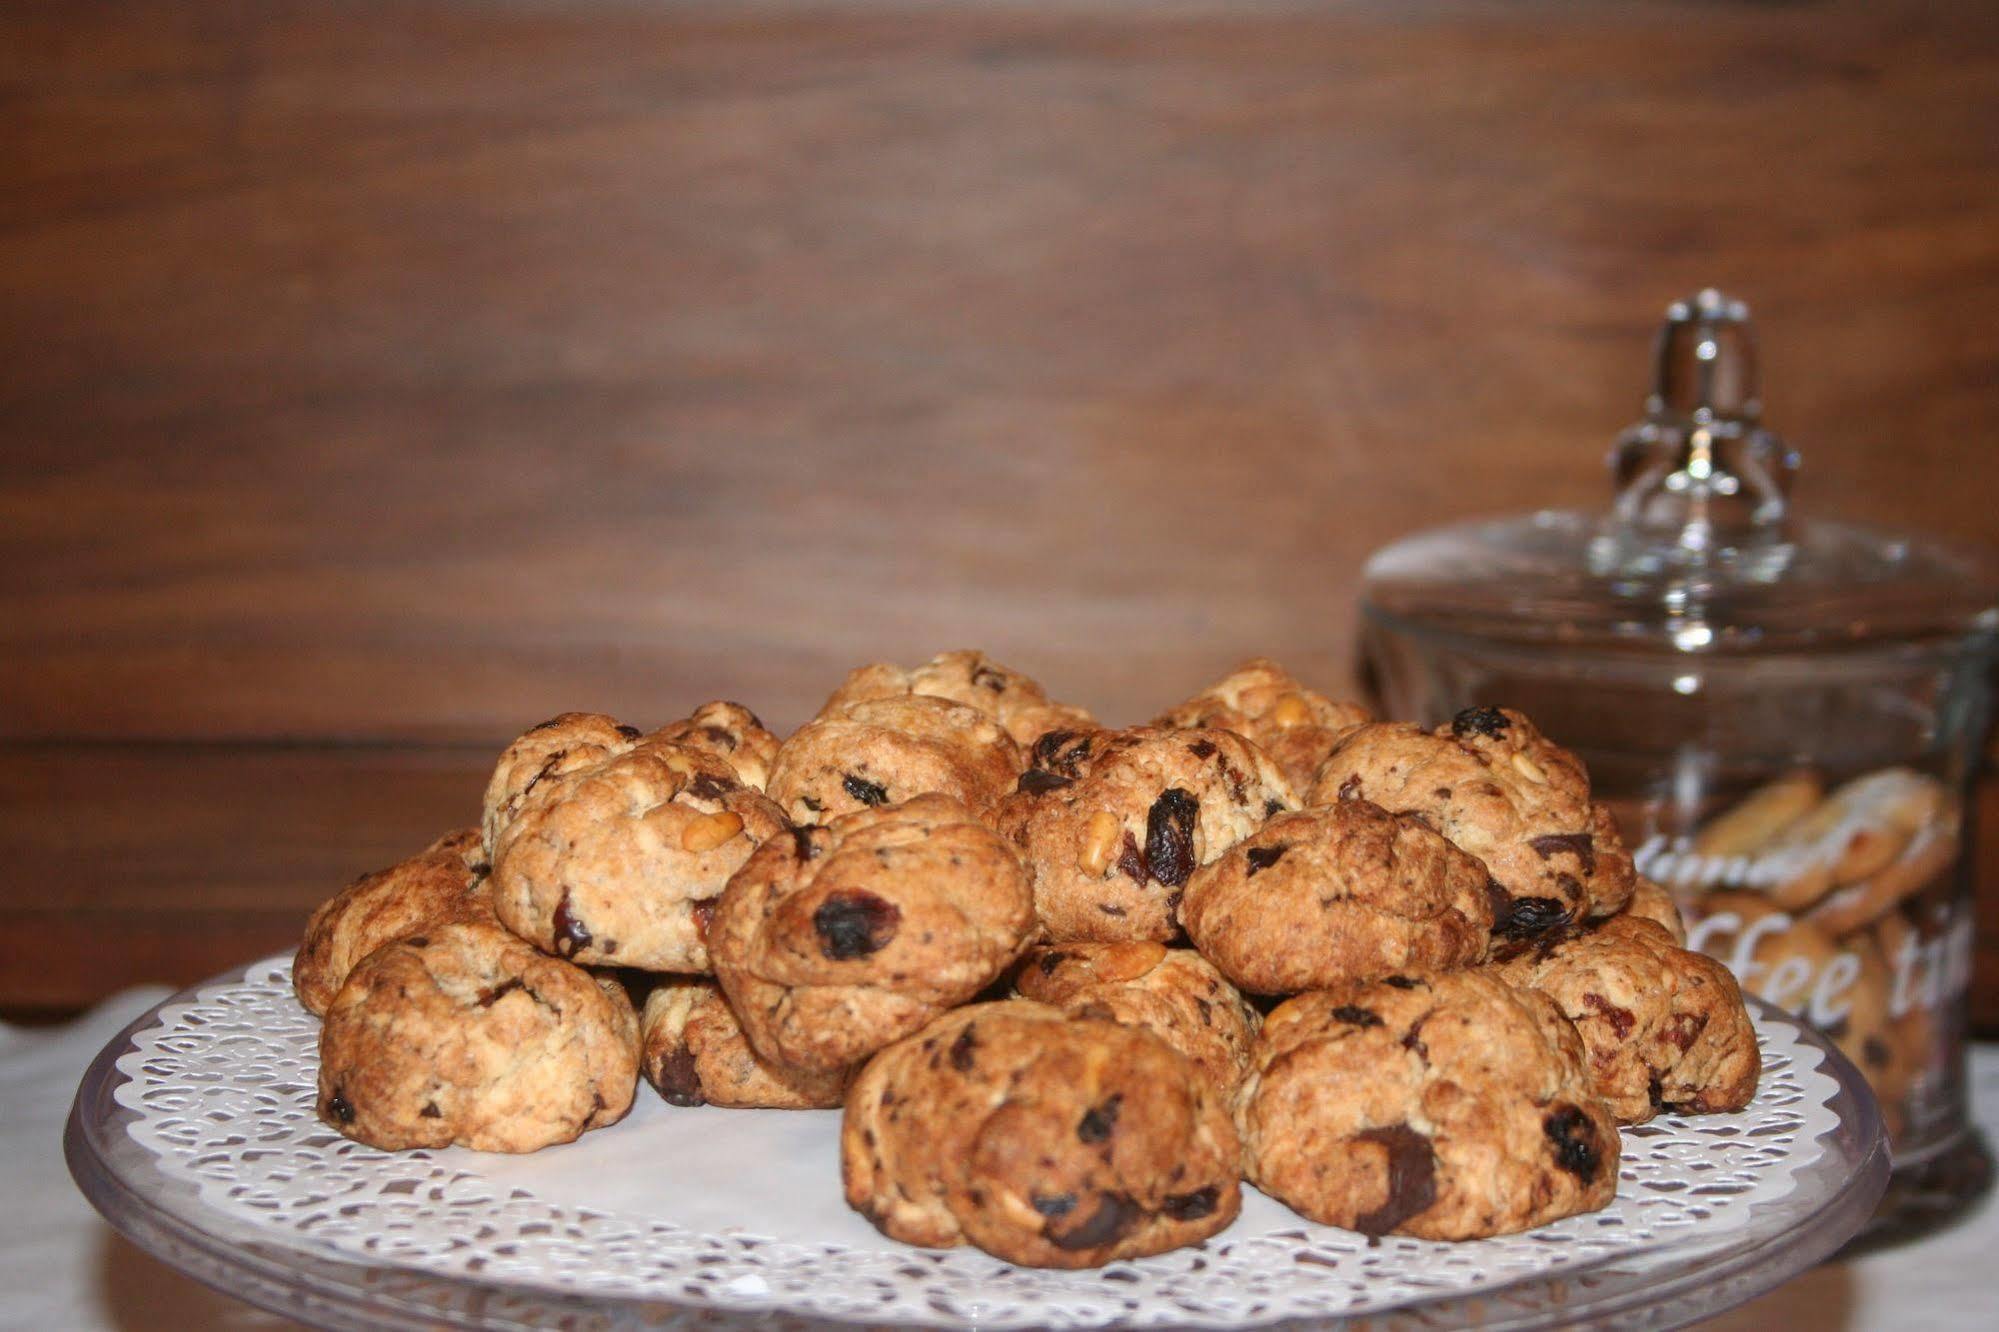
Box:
<box><xmin>3</xmin><ymin>0</ymin><xmax>1997</xmax><ymax>742</ymax></box>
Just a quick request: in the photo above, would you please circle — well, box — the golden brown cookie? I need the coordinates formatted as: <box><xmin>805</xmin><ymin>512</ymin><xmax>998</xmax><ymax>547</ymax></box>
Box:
<box><xmin>1152</xmin><ymin>658</ymin><xmax>1371</xmax><ymax>793</ymax></box>
<box><xmin>819</xmin><ymin>649</ymin><xmax>1095</xmax><ymax>749</ymax></box>
<box><xmin>1013</xmin><ymin>943</ymin><xmax>1260</xmax><ymax>1095</ymax></box>
<box><xmin>1691</xmin><ymin>772</ymin><xmax>1824</xmax><ymax>859</ymax></box>
<box><xmin>316</xmin><ymin>921</ymin><xmax>639</xmax><ymax>1153</ymax></box>
<box><xmin>1807</xmin><ymin>805</ymin><xmax>1960</xmax><ymax>937</ymax></box>
<box><xmin>841</xmin><ymin>1001</ymin><xmax>1241</xmax><ymax>1268</ymax></box>
<box><xmin>993</xmin><ymin>726</ymin><xmax>1295</xmax><ymax>944</ymax></box>
<box><xmin>1494</xmin><ymin>914</ymin><xmax>1760</xmax><ymax>1123</ymax></box>
<box><xmin>1308</xmin><ymin>706</ymin><xmax>1636</xmax><ymax>934</ymax></box>
<box><xmin>1178</xmin><ymin>801</ymin><xmax>1494</xmax><ymax>995</ymax></box>
<box><xmin>1762</xmin><ymin>769</ymin><xmax>1950</xmax><ymax>911</ymax></box>
<box><xmin>481</xmin><ymin>712</ymin><xmax>645</xmax><ymax>858</ymax></box>
<box><xmin>491</xmin><ymin>740</ymin><xmax>790</xmax><ymax>972</ymax></box>
<box><xmin>711</xmin><ymin>794</ymin><xmax>1035</xmax><ymax>1070</ymax></box>
<box><xmin>650</xmin><ymin>701</ymin><xmax>781</xmax><ymax>790</ymax></box>
<box><xmin>1686</xmin><ymin>890</ymin><xmax>1876</xmax><ymax>1030</ymax></box>
<box><xmin>294</xmin><ymin>828</ymin><xmax>493</xmax><ymax>1017</ymax></box>
<box><xmin>640</xmin><ymin>979</ymin><xmax>848</xmax><ymax>1110</ymax></box>
<box><xmin>1623</xmin><ymin>876</ymin><xmax>1687</xmax><ymax>945</ymax></box>
<box><xmin>767</xmin><ymin>695</ymin><xmax>1024</xmax><ymax>826</ymax></box>
<box><xmin>1237</xmin><ymin>972</ymin><xmax>1619</xmax><ymax>1239</ymax></box>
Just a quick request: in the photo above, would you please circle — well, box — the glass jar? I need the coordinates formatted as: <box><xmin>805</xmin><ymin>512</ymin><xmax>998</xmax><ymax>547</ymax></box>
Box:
<box><xmin>1361</xmin><ymin>290</ymin><xmax>1998</xmax><ymax>1244</ymax></box>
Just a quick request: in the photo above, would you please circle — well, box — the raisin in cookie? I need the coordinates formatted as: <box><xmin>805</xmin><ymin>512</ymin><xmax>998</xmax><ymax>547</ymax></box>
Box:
<box><xmin>1179</xmin><ymin>801</ymin><xmax>1494</xmax><ymax>995</ymax></box>
<box><xmin>820</xmin><ymin>649</ymin><xmax>1096</xmax><ymax>749</ymax></box>
<box><xmin>842</xmin><ymin>1000</ymin><xmax>1241</xmax><ymax>1268</ymax></box>
<box><xmin>481</xmin><ymin>712</ymin><xmax>645</xmax><ymax>858</ymax></box>
<box><xmin>295</xmin><ymin>828</ymin><xmax>493</xmax><ymax>1016</ymax></box>
<box><xmin>766</xmin><ymin>695</ymin><xmax>1024</xmax><ymax>825</ymax></box>
<box><xmin>993</xmin><ymin>726</ymin><xmax>1295</xmax><ymax>944</ymax></box>
<box><xmin>317</xmin><ymin>921</ymin><xmax>639</xmax><ymax>1152</ymax></box>
<box><xmin>640</xmin><ymin>978</ymin><xmax>847</xmax><ymax>1110</ymax></box>
<box><xmin>711</xmin><ymin>794</ymin><xmax>1035</xmax><ymax>1070</ymax></box>
<box><xmin>1308</xmin><ymin>707</ymin><xmax>1636</xmax><ymax>935</ymax></box>
<box><xmin>1494</xmin><ymin>914</ymin><xmax>1759</xmax><ymax>1123</ymax></box>
<box><xmin>650</xmin><ymin>701</ymin><xmax>781</xmax><ymax>790</ymax></box>
<box><xmin>1153</xmin><ymin>658</ymin><xmax>1370</xmax><ymax>793</ymax></box>
<box><xmin>1013</xmin><ymin>943</ymin><xmax>1259</xmax><ymax>1095</ymax></box>
<box><xmin>1238</xmin><ymin>971</ymin><xmax>1618</xmax><ymax>1239</ymax></box>
<box><xmin>492</xmin><ymin>740</ymin><xmax>789</xmax><ymax>972</ymax></box>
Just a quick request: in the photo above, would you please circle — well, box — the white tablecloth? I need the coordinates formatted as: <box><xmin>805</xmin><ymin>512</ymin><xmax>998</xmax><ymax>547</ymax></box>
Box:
<box><xmin>7</xmin><ymin>988</ymin><xmax>1998</xmax><ymax>1331</ymax></box>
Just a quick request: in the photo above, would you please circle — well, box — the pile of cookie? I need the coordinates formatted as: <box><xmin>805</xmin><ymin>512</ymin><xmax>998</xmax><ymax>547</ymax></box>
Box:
<box><xmin>296</xmin><ymin>653</ymin><xmax>1760</xmax><ymax>1269</ymax></box>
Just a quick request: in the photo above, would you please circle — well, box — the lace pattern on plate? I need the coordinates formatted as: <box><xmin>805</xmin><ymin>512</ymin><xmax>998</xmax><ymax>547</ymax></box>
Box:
<box><xmin>116</xmin><ymin>957</ymin><xmax>1840</xmax><ymax>1329</ymax></box>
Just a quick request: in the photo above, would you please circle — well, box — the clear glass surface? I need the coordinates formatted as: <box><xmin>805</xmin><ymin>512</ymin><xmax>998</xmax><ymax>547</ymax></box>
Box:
<box><xmin>68</xmin><ymin>963</ymin><xmax>1889</xmax><ymax>1332</ymax></box>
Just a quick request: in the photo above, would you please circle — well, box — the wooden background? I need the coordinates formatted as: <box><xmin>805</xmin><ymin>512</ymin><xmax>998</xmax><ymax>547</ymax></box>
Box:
<box><xmin>4</xmin><ymin>0</ymin><xmax>1997</xmax><ymax>1017</ymax></box>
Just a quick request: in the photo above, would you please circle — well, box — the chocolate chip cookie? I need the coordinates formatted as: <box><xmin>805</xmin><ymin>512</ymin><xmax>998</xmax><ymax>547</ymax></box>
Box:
<box><xmin>1237</xmin><ymin>971</ymin><xmax>1618</xmax><ymax>1239</ymax></box>
<box><xmin>640</xmin><ymin>978</ymin><xmax>848</xmax><ymax>1110</ymax></box>
<box><xmin>1179</xmin><ymin>801</ymin><xmax>1494</xmax><ymax>995</ymax></box>
<box><xmin>1494</xmin><ymin>914</ymin><xmax>1760</xmax><ymax>1123</ymax></box>
<box><xmin>766</xmin><ymin>695</ymin><xmax>1024</xmax><ymax>825</ymax></box>
<box><xmin>1308</xmin><ymin>707</ymin><xmax>1636</xmax><ymax>935</ymax></box>
<box><xmin>1152</xmin><ymin>658</ymin><xmax>1371</xmax><ymax>793</ymax></box>
<box><xmin>711</xmin><ymin>793</ymin><xmax>1035</xmax><ymax>1070</ymax></box>
<box><xmin>481</xmin><ymin>712</ymin><xmax>645</xmax><ymax>858</ymax></box>
<box><xmin>491</xmin><ymin>740</ymin><xmax>790</xmax><ymax>972</ymax></box>
<box><xmin>820</xmin><ymin>649</ymin><xmax>1096</xmax><ymax>749</ymax></box>
<box><xmin>841</xmin><ymin>1000</ymin><xmax>1241</xmax><ymax>1268</ymax></box>
<box><xmin>295</xmin><ymin>828</ymin><xmax>493</xmax><ymax>1016</ymax></box>
<box><xmin>316</xmin><ymin>921</ymin><xmax>639</xmax><ymax>1153</ymax></box>
<box><xmin>651</xmin><ymin>701</ymin><xmax>782</xmax><ymax>790</ymax></box>
<box><xmin>1013</xmin><ymin>942</ymin><xmax>1260</xmax><ymax>1095</ymax></box>
<box><xmin>993</xmin><ymin>726</ymin><xmax>1295</xmax><ymax>943</ymax></box>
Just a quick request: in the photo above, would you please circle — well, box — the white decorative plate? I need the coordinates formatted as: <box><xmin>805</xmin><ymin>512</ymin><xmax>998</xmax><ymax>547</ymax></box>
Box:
<box><xmin>69</xmin><ymin>956</ymin><xmax>1888</xmax><ymax>1331</ymax></box>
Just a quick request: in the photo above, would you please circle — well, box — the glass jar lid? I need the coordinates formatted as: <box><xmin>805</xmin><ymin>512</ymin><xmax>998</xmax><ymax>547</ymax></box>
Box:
<box><xmin>1363</xmin><ymin>290</ymin><xmax>1999</xmax><ymax>655</ymax></box>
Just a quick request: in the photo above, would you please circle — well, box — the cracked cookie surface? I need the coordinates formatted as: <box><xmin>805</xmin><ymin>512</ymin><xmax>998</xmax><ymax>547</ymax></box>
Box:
<box><xmin>1013</xmin><ymin>942</ymin><xmax>1259</xmax><ymax>1096</ymax></box>
<box><xmin>841</xmin><ymin>1000</ymin><xmax>1240</xmax><ymax>1267</ymax></box>
<box><xmin>491</xmin><ymin>740</ymin><xmax>790</xmax><ymax>972</ymax></box>
<box><xmin>1153</xmin><ymin>658</ymin><xmax>1370</xmax><ymax>793</ymax></box>
<box><xmin>1494</xmin><ymin>914</ymin><xmax>1760</xmax><ymax>1123</ymax></box>
<box><xmin>1308</xmin><ymin>707</ymin><xmax>1636</xmax><ymax>933</ymax></box>
<box><xmin>295</xmin><ymin>827</ymin><xmax>493</xmax><ymax>1017</ymax></box>
<box><xmin>640</xmin><ymin>978</ymin><xmax>848</xmax><ymax>1109</ymax></box>
<box><xmin>1238</xmin><ymin>970</ymin><xmax>1618</xmax><ymax>1239</ymax></box>
<box><xmin>316</xmin><ymin>921</ymin><xmax>639</xmax><ymax>1153</ymax></box>
<box><xmin>651</xmin><ymin>701</ymin><xmax>782</xmax><ymax>790</ymax></box>
<box><xmin>993</xmin><ymin>726</ymin><xmax>1295</xmax><ymax>943</ymax></box>
<box><xmin>819</xmin><ymin>649</ymin><xmax>1095</xmax><ymax>749</ymax></box>
<box><xmin>711</xmin><ymin>793</ymin><xmax>1035</xmax><ymax>1070</ymax></box>
<box><xmin>481</xmin><ymin>712</ymin><xmax>645</xmax><ymax>859</ymax></box>
<box><xmin>1179</xmin><ymin>801</ymin><xmax>1494</xmax><ymax>995</ymax></box>
<box><xmin>767</xmin><ymin>695</ymin><xmax>1024</xmax><ymax>826</ymax></box>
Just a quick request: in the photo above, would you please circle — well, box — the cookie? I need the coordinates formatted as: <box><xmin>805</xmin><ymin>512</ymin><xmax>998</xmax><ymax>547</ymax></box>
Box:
<box><xmin>316</xmin><ymin>921</ymin><xmax>639</xmax><ymax>1152</ymax></box>
<box><xmin>1807</xmin><ymin>807</ymin><xmax>1960</xmax><ymax>937</ymax></box>
<box><xmin>711</xmin><ymin>794</ymin><xmax>1036</xmax><ymax>1070</ymax></box>
<box><xmin>295</xmin><ymin>828</ymin><xmax>493</xmax><ymax>1017</ymax></box>
<box><xmin>1691</xmin><ymin>772</ymin><xmax>1823</xmax><ymax>858</ymax></box>
<box><xmin>640</xmin><ymin>978</ymin><xmax>848</xmax><ymax>1110</ymax></box>
<box><xmin>819</xmin><ymin>649</ymin><xmax>1095</xmax><ymax>749</ymax></box>
<box><xmin>993</xmin><ymin>726</ymin><xmax>1295</xmax><ymax>943</ymax></box>
<box><xmin>491</xmin><ymin>740</ymin><xmax>790</xmax><ymax>972</ymax></box>
<box><xmin>650</xmin><ymin>701</ymin><xmax>781</xmax><ymax>790</ymax></box>
<box><xmin>1685</xmin><ymin>890</ymin><xmax>1860</xmax><ymax>1023</ymax></box>
<box><xmin>766</xmin><ymin>695</ymin><xmax>1024</xmax><ymax>826</ymax></box>
<box><xmin>1013</xmin><ymin>942</ymin><xmax>1260</xmax><ymax>1095</ymax></box>
<box><xmin>1623</xmin><ymin>876</ymin><xmax>1687</xmax><ymax>945</ymax></box>
<box><xmin>1494</xmin><ymin>914</ymin><xmax>1760</xmax><ymax>1123</ymax></box>
<box><xmin>1762</xmin><ymin>769</ymin><xmax>1950</xmax><ymax>911</ymax></box>
<box><xmin>1237</xmin><ymin>971</ymin><xmax>1619</xmax><ymax>1239</ymax></box>
<box><xmin>1152</xmin><ymin>658</ymin><xmax>1370</xmax><ymax>793</ymax></box>
<box><xmin>841</xmin><ymin>1000</ymin><xmax>1241</xmax><ymax>1267</ymax></box>
<box><xmin>481</xmin><ymin>712</ymin><xmax>645</xmax><ymax>858</ymax></box>
<box><xmin>1308</xmin><ymin>707</ymin><xmax>1636</xmax><ymax>933</ymax></box>
<box><xmin>1178</xmin><ymin>801</ymin><xmax>1494</xmax><ymax>995</ymax></box>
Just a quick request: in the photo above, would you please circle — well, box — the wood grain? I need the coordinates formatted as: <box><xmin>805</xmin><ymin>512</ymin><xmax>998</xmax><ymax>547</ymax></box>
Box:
<box><xmin>3</xmin><ymin>0</ymin><xmax>1998</xmax><ymax>1017</ymax></box>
